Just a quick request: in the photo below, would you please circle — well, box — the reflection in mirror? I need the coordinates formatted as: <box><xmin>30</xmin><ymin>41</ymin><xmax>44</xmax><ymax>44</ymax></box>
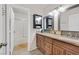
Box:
<box><xmin>43</xmin><ymin>16</ymin><xmax>54</xmax><ymax>30</ymax></box>
<box><xmin>60</xmin><ymin>5</ymin><xmax>79</xmax><ymax>31</ymax></box>
<box><xmin>46</xmin><ymin>16</ymin><xmax>54</xmax><ymax>29</ymax></box>
<box><xmin>35</xmin><ymin>16</ymin><xmax>42</xmax><ymax>24</ymax></box>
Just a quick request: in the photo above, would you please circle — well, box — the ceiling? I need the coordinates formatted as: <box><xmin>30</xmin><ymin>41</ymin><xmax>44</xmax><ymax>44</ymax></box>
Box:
<box><xmin>11</xmin><ymin>4</ymin><xmax>74</xmax><ymax>21</ymax></box>
<box><xmin>18</xmin><ymin>4</ymin><xmax>59</xmax><ymax>9</ymax></box>
<box><xmin>12</xmin><ymin>4</ymin><xmax>74</xmax><ymax>14</ymax></box>
<box><xmin>11</xmin><ymin>4</ymin><xmax>61</xmax><ymax>15</ymax></box>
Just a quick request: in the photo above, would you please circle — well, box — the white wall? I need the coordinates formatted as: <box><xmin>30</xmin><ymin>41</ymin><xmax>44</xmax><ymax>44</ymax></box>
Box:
<box><xmin>14</xmin><ymin>20</ymin><xmax>28</xmax><ymax>45</ymax></box>
<box><xmin>29</xmin><ymin>8</ymin><xmax>43</xmax><ymax>51</ymax></box>
<box><xmin>53</xmin><ymin>10</ymin><xmax>59</xmax><ymax>30</ymax></box>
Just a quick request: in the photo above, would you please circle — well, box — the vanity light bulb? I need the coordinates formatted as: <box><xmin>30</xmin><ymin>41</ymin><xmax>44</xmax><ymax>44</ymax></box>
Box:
<box><xmin>58</xmin><ymin>7</ymin><xmax>66</xmax><ymax>12</ymax></box>
<box><xmin>48</xmin><ymin>12</ymin><xmax>53</xmax><ymax>16</ymax></box>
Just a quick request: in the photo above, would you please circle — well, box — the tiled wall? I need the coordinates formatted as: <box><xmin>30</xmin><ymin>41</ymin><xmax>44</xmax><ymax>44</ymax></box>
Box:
<box><xmin>61</xmin><ymin>31</ymin><xmax>79</xmax><ymax>38</ymax></box>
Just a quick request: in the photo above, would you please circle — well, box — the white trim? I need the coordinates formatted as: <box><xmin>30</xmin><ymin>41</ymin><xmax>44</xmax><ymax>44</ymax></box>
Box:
<box><xmin>0</xmin><ymin>4</ymin><xmax>6</xmax><ymax>54</ymax></box>
<box><xmin>6</xmin><ymin>4</ymin><xmax>11</xmax><ymax>55</ymax></box>
<box><xmin>5</xmin><ymin>4</ymin><xmax>15</xmax><ymax>55</ymax></box>
<box><xmin>27</xmin><ymin>8</ymin><xmax>31</xmax><ymax>51</ymax></box>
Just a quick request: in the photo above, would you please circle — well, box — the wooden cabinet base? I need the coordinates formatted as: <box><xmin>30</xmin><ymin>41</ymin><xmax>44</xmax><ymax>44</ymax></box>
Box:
<box><xmin>53</xmin><ymin>45</ymin><xmax>65</xmax><ymax>55</ymax></box>
<box><xmin>36</xmin><ymin>34</ymin><xmax>79</xmax><ymax>55</ymax></box>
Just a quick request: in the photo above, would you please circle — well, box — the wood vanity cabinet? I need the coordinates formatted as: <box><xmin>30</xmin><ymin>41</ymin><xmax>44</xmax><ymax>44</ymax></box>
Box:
<box><xmin>44</xmin><ymin>42</ymin><xmax>53</xmax><ymax>55</ymax></box>
<box><xmin>36</xmin><ymin>34</ymin><xmax>79</xmax><ymax>55</ymax></box>
<box><xmin>36</xmin><ymin>34</ymin><xmax>45</xmax><ymax>53</ymax></box>
<box><xmin>64</xmin><ymin>43</ymin><xmax>79</xmax><ymax>55</ymax></box>
<box><xmin>52</xmin><ymin>38</ymin><xmax>79</xmax><ymax>55</ymax></box>
<box><xmin>36</xmin><ymin>34</ymin><xmax>53</xmax><ymax>54</ymax></box>
<box><xmin>44</xmin><ymin>37</ymin><xmax>53</xmax><ymax>55</ymax></box>
<box><xmin>53</xmin><ymin>44</ymin><xmax>78</xmax><ymax>55</ymax></box>
<box><xmin>36</xmin><ymin>34</ymin><xmax>40</xmax><ymax>48</ymax></box>
<box><xmin>53</xmin><ymin>45</ymin><xmax>65</xmax><ymax>55</ymax></box>
<box><xmin>65</xmin><ymin>50</ymin><xmax>78</xmax><ymax>55</ymax></box>
<box><xmin>40</xmin><ymin>36</ymin><xmax>45</xmax><ymax>53</ymax></box>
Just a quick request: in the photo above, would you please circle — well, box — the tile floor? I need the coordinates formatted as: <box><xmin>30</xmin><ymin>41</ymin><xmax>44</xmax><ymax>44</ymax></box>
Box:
<box><xmin>12</xmin><ymin>48</ymin><xmax>43</xmax><ymax>55</ymax></box>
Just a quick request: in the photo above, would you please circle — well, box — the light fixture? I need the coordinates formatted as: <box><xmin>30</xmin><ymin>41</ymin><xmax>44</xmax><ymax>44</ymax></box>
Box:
<box><xmin>53</xmin><ymin>9</ymin><xmax>60</xmax><ymax>15</ymax></box>
<box><xmin>48</xmin><ymin>12</ymin><xmax>54</xmax><ymax>16</ymax></box>
<box><xmin>57</xmin><ymin>5</ymin><xmax>73</xmax><ymax>12</ymax></box>
<box><xmin>58</xmin><ymin>7</ymin><xmax>66</xmax><ymax>12</ymax></box>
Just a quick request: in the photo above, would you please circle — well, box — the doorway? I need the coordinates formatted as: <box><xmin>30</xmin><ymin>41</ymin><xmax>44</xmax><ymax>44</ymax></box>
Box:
<box><xmin>11</xmin><ymin>5</ymin><xmax>30</xmax><ymax>54</ymax></box>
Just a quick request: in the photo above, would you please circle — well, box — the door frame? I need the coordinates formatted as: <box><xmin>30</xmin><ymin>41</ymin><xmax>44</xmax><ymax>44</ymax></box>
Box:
<box><xmin>27</xmin><ymin>8</ymin><xmax>31</xmax><ymax>51</ymax></box>
<box><xmin>12</xmin><ymin>5</ymin><xmax>31</xmax><ymax>52</ymax></box>
<box><xmin>1</xmin><ymin>4</ymin><xmax>8</xmax><ymax>55</ymax></box>
<box><xmin>5</xmin><ymin>4</ymin><xmax>15</xmax><ymax>55</ymax></box>
<box><xmin>5</xmin><ymin>5</ymin><xmax>31</xmax><ymax>54</ymax></box>
<box><xmin>5</xmin><ymin>4</ymin><xmax>11</xmax><ymax>55</ymax></box>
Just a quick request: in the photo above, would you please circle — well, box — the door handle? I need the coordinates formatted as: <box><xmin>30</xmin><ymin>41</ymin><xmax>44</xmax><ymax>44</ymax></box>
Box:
<box><xmin>0</xmin><ymin>43</ymin><xmax>7</xmax><ymax>48</ymax></box>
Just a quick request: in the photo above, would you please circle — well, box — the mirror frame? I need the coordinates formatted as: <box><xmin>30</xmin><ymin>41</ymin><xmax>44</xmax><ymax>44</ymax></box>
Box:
<box><xmin>33</xmin><ymin>14</ymin><xmax>42</xmax><ymax>29</ymax></box>
<box><xmin>46</xmin><ymin>17</ymin><xmax>54</xmax><ymax>29</ymax></box>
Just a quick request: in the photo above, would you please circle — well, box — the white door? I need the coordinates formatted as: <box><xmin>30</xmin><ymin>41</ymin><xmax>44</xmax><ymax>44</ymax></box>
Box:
<box><xmin>6</xmin><ymin>5</ymin><xmax>15</xmax><ymax>55</ymax></box>
<box><xmin>10</xmin><ymin>8</ymin><xmax>14</xmax><ymax>54</ymax></box>
<box><xmin>0</xmin><ymin>4</ymin><xmax>15</xmax><ymax>55</ymax></box>
<box><xmin>0</xmin><ymin>4</ymin><xmax>7</xmax><ymax>55</ymax></box>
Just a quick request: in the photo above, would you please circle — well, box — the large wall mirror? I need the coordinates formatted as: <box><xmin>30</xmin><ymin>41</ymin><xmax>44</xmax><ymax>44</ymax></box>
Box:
<box><xmin>33</xmin><ymin>14</ymin><xmax>42</xmax><ymax>29</ymax></box>
<box><xmin>60</xmin><ymin>5</ymin><xmax>79</xmax><ymax>31</ymax></box>
<box><xmin>43</xmin><ymin>16</ymin><xmax>54</xmax><ymax>30</ymax></box>
<box><xmin>46</xmin><ymin>16</ymin><xmax>54</xmax><ymax>29</ymax></box>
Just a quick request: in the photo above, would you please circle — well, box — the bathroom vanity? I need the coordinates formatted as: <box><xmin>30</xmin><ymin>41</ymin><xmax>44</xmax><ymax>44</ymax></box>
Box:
<box><xmin>36</xmin><ymin>33</ymin><xmax>79</xmax><ymax>55</ymax></box>
<box><xmin>36</xmin><ymin>5</ymin><xmax>79</xmax><ymax>55</ymax></box>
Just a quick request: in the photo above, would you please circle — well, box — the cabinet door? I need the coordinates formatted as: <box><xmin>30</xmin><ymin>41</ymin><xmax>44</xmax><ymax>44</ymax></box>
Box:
<box><xmin>40</xmin><ymin>38</ymin><xmax>45</xmax><ymax>50</ymax></box>
<box><xmin>36</xmin><ymin>35</ymin><xmax>45</xmax><ymax>53</ymax></box>
<box><xmin>65</xmin><ymin>50</ymin><xmax>79</xmax><ymax>55</ymax></box>
<box><xmin>36</xmin><ymin>35</ymin><xmax>41</xmax><ymax>48</ymax></box>
<box><xmin>53</xmin><ymin>45</ymin><xmax>65</xmax><ymax>55</ymax></box>
<box><xmin>40</xmin><ymin>35</ymin><xmax>45</xmax><ymax>53</ymax></box>
<box><xmin>45</xmin><ymin>42</ymin><xmax>53</xmax><ymax>55</ymax></box>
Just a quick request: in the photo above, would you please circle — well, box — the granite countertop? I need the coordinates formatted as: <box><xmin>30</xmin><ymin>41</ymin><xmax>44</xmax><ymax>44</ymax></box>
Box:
<box><xmin>37</xmin><ymin>32</ymin><xmax>79</xmax><ymax>47</ymax></box>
